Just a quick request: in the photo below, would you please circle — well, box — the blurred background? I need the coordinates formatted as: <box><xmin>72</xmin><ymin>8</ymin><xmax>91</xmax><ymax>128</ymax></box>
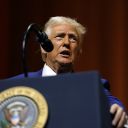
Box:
<box><xmin>0</xmin><ymin>0</ymin><xmax>128</xmax><ymax>109</ymax></box>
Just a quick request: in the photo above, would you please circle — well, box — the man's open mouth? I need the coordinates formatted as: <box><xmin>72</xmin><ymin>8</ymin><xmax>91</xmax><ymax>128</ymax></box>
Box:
<box><xmin>60</xmin><ymin>50</ymin><xmax>71</xmax><ymax>57</ymax></box>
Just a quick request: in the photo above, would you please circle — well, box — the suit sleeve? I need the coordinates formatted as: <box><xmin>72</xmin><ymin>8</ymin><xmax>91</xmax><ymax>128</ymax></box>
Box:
<box><xmin>101</xmin><ymin>78</ymin><xmax>125</xmax><ymax>109</ymax></box>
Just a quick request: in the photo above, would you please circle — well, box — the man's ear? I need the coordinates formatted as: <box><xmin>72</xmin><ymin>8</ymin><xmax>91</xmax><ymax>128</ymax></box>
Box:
<box><xmin>40</xmin><ymin>46</ymin><xmax>47</xmax><ymax>62</ymax></box>
<box><xmin>78</xmin><ymin>47</ymin><xmax>82</xmax><ymax>55</ymax></box>
<box><xmin>79</xmin><ymin>48</ymin><xmax>82</xmax><ymax>54</ymax></box>
<box><xmin>40</xmin><ymin>46</ymin><xmax>47</xmax><ymax>54</ymax></box>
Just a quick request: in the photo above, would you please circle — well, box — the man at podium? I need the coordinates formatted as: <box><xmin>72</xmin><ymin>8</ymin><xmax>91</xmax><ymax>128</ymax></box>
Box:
<box><xmin>12</xmin><ymin>16</ymin><xmax>127</xmax><ymax>128</ymax></box>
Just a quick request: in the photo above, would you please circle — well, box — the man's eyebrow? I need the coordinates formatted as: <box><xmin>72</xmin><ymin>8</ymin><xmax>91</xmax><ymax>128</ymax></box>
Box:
<box><xmin>68</xmin><ymin>33</ymin><xmax>77</xmax><ymax>36</ymax></box>
<box><xmin>68</xmin><ymin>33</ymin><xmax>79</xmax><ymax>38</ymax></box>
<box><xmin>55</xmin><ymin>32</ymin><xmax>78</xmax><ymax>38</ymax></box>
<box><xmin>55</xmin><ymin>33</ymin><xmax>65</xmax><ymax>36</ymax></box>
<box><xmin>68</xmin><ymin>32</ymin><xmax>78</xmax><ymax>36</ymax></box>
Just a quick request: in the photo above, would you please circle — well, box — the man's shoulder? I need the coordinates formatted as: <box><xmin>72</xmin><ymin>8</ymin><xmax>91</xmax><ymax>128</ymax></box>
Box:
<box><xmin>101</xmin><ymin>78</ymin><xmax>110</xmax><ymax>90</ymax></box>
<box><xmin>7</xmin><ymin>70</ymin><xmax>42</xmax><ymax>80</ymax></box>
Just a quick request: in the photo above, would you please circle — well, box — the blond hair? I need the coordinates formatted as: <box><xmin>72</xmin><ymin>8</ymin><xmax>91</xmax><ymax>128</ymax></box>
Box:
<box><xmin>44</xmin><ymin>16</ymin><xmax>86</xmax><ymax>44</ymax></box>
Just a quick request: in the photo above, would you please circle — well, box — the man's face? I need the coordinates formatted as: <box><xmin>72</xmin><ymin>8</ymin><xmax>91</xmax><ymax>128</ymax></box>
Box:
<box><xmin>45</xmin><ymin>24</ymin><xmax>81</xmax><ymax>68</ymax></box>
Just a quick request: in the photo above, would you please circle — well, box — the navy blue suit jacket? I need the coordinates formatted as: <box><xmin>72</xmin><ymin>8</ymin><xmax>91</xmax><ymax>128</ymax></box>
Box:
<box><xmin>10</xmin><ymin>70</ymin><xmax>124</xmax><ymax>108</ymax></box>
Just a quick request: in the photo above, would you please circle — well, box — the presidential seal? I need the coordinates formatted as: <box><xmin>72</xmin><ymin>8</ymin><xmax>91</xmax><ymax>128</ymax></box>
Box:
<box><xmin>0</xmin><ymin>86</ymin><xmax>48</xmax><ymax>128</ymax></box>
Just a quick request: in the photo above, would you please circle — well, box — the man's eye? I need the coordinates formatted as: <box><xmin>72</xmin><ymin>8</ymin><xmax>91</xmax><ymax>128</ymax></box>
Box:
<box><xmin>55</xmin><ymin>36</ymin><xmax>63</xmax><ymax>40</ymax></box>
<box><xmin>69</xmin><ymin>36</ymin><xmax>78</xmax><ymax>42</ymax></box>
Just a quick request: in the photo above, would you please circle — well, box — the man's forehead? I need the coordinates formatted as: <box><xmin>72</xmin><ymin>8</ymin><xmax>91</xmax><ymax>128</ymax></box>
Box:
<box><xmin>52</xmin><ymin>25</ymin><xmax>78</xmax><ymax>35</ymax></box>
<box><xmin>52</xmin><ymin>24</ymin><xmax>76</xmax><ymax>31</ymax></box>
<box><xmin>55</xmin><ymin>31</ymin><xmax>77</xmax><ymax>35</ymax></box>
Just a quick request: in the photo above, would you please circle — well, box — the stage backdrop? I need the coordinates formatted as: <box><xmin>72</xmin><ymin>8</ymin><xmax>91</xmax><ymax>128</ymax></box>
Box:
<box><xmin>0</xmin><ymin>0</ymin><xmax>128</xmax><ymax>109</ymax></box>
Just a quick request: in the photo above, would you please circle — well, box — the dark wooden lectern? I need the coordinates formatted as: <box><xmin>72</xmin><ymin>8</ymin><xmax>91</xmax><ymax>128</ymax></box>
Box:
<box><xmin>0</xmin><ymin>71</ymin><xmax>112</xmax><ymax>128</ymax></box>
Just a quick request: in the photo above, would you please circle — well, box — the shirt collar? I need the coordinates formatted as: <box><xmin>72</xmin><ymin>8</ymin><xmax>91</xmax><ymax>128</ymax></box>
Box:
<box><xmin>42</xmin><ymin>63</ymin><xmax>57</xmax><ymax>77</ymax></box>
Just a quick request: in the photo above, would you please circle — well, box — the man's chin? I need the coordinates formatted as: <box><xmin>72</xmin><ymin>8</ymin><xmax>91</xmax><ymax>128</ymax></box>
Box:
<box><xmin>58</xmin><ymin>58</ymin><xmax>73</xmax><ymax>64</ymax></box>
<box><xmin>58</xmin><ymin>61</ymin><xmax>72</xmax><ymax>66</ymax></box>
<box><xmin>57</xmin><ymin>61</ymin><xmax>73</xmax><ymax>73</ymax></box>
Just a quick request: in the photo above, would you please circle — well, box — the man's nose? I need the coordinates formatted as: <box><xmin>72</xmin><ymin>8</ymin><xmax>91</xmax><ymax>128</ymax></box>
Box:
<box><xmin>63</xmin><ymin>35</ymin><xmax>70</xmax><ymax>45</ymax></box>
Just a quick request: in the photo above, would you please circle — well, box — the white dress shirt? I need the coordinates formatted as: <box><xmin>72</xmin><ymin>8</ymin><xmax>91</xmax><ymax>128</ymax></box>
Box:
<box><xmin>42</xmin><ymin>63</ymin><xmax>57</xmax><ymax>77</ymax></box>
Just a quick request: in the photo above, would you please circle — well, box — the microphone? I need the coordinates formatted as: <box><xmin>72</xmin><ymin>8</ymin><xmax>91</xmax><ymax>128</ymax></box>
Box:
<box><xmin>22</xmin><ymin>23</ymin><xmax>53</xmax><ymax>77</ymax></box>
<box><xmin>24</xmin><ymin>23</ymin><xmax>53</xmax><ymax>52</ymax></box>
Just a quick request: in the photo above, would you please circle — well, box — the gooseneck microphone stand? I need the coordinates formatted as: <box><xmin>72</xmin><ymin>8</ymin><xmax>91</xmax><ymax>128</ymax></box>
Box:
<box><xmin>22</xmin><ymin>23</ymin><xmax>53</xmax><ymax>77</ymax></box>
